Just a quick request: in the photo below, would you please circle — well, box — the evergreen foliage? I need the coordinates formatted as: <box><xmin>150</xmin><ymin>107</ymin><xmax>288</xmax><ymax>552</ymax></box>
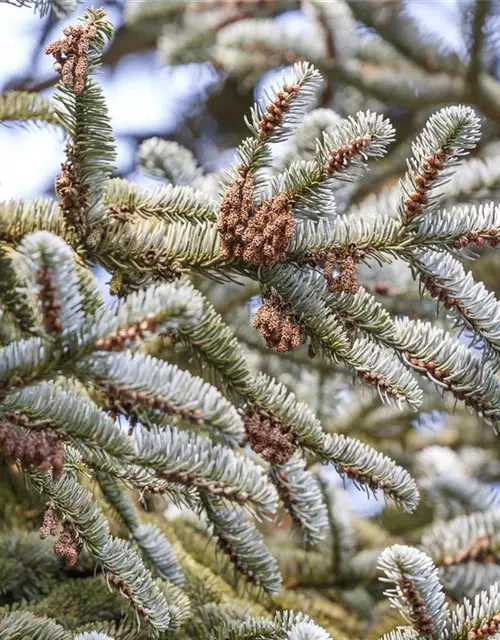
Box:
<box><xmin>2</xmin><ymin>2</ymin><xmax>500</xmax><ymax>639</ymax></box>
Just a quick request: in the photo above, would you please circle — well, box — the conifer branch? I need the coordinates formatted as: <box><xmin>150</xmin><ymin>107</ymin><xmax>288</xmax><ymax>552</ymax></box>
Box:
<box><xmin>422</xmin><ymin>510</ymin><xmax>500</xmax><ymax>573</ymax></box>
<box><xmin>2</xmin><ymin>0</ymin><xmax>78</xmax><ymax>17</ymax></box>
<box><xmin>399</xmin><ymin>106</ymin><xmax>481</xmax><ymax>225</ymax></box>
<box><xmin>0</xmin><ymin>91</ymin><xmax>58</xmax><ymax>127</ymax></box>
<box><xmin>378</xmin><ymin>545</ymin><xmax>450</xmax><ymax>638</ymax></box>
<box><xmin>265</xmin><ymin>110</ymin><xmax>394</xmax><ymax>221</ymax></box>
<box><xmin>14</xmin><ymin>231</ymin><xmax>86</xmax><ymax>339</ymax></box>
<box><xmin>396</xmin><ymin>318</ymin><xmax>500</xmax><ymax>426</ymax></box>
<box><xmin>239</xmin><ymin>61</ymin><xmax>322</xmax><ymax>174</ymax></box>
<box><xmin>29</xmin><ymin>467</ymin><xmax>173</xmax><ymax>632</ymax></box>
<box><xmin>0</xmin><ymin>199</ymin><xmax>73</xmax><ymax>247</ymax></box>
<box><xmin>96</xmin><ymin>471</ymin><xmax>184</xmax><ymax>587</ymax></box>
<box><xmin>412</xmin><ymin>202</ymin><xmax>500</xmax><ymax>250</ymax></box>
<box><xmin>346</xmin><ymin>0</ymin><xmax>462</xmax><ymax>75</ymax></box>
<box><xmin>47</xmin><ymin>9</ymin><xmax>116</xmax><ymax>237</ymax></box>
<box><xmin>220</xmin><ymin>610</ymin><xmax>334</xmax><ymax>640</ymax></box>
<box><xmin>323</xmin><ymin>434</ymin><xmax>420</xmax><ymax>513</ymax></box>
<box><xmin>200</xmin><ymin>494</ymin><xmax>281</xmax><ymax>596</ymax></box>
<box><xmin>411</xmin><ymin>249</ymin><xmax>500</xmax><ymax>361</ymax></box>
<box><xmin>3</xmin><ymin>382</ymin><xmax>134</xmax><ymax>461</ymax></box>
<box><xmin>104</xmin><ymin>178</ymin><xmax>217</xmax><ymax>224</ymax></box>
<box><xmin>269</xmin><ymin>453</ymin><xmax>329</xmax><ymax>548</ymax></box>
<box><xmin>318</xmin><ymin>481</ymin><xmax>355</xmax><ymax>578</ymax></box>
<box><xmin>134</xmin><ymin>425</ymin><xmax>278</xmax><ymax>517</ymax></box>
<box><xmin>0</xmin><ymin>245</ymin><xmax>40</xmax><ymax>338</ymax></box>
<box><xmin>423</xmin><ymin>475</ymin><xmax>500</xmax><ymax>517</ymax></box>
<box><xmin>81</xmin><ymin>350</ymin><xmax>245</xmax><ymax>445</ymax></box>
<box><xmin>137</xmin><ymin>138</ymin><xmax>203</xmax><ymax>186</ymax></box>
<box><xmin>0</xmin><ymin>610</ymin><xmax>71</xmax><ymax>640</ymax></box>
<box><xmin>451</xmin><ymin>583</ymin><xmax>500</xmax><ymax>640</ymax></box>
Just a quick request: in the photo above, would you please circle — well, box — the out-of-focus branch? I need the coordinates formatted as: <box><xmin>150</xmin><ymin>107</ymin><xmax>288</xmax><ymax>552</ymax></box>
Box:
<box><xmin>346</xmin><ymin>0</ymin><xmax>462</xmax><ymax>75</ymax></box>
<box><xmin>467</xmin><ymin>0</ymin><xmax>491</xmax><ymax>83</ymax></box>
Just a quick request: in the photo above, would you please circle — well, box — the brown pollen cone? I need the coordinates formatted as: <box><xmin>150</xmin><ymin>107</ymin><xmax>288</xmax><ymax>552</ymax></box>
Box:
<box><xmin>322</xmin><ymin>245</ymin><xmax>365</xmax><ymax>294</ymax></box>
<box><xmin>0</xmin><ymin>417</ymin><xmax>63</xmax><ymax>481</ymax></box>
<box><xmin>45</xmin><ymin>23</ymin><xmax>98</xmax><ymax>95</ymax></box>
<box><xmin>253</xmin><ymin>293</ymin><xmax>303</xmax><ymax>353</ymax></box>
<box><xmin>217</xmin><ymin>169</ymin><xmax>254</xmax><ymax>261</ymax></box>
<box><xmin>54</xmin><ymin>520</ymin><xmax>81</xmax><ymax>566</ymax></box>
<box><xmin>242</xmin><ymin>192</ymin><xmax>295</xmax><ymax>266</ymax></box>
<box><xmin>244</xmin><ymin>407</ymin><xmax>298</xmax><ymax>465</ymax></box>
<box><xmin>55</xmin><ymin>143</ymin><xmax>88</xmax><ymax>233</ymax></box>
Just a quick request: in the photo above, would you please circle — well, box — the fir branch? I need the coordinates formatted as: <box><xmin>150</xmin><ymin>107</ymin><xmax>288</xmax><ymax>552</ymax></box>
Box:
<box><xmin>3</xmin><ymin>382</ymin><xmax>134</xmax><ymax>460</ymax></box>
<box><xmin>261</xmin><ymin>110</ymin><xmax>393</xmax><ymax>222</ymax></box>
<box><xmin>137</xmin><ymin>137</ymin><xmax>203</xmax><ymax>186</ymax></box>
<box><xmin>0</xmin><ymin>610</ymin><xmax>71</xmax><ymax>640</ymax></box>
<box><xmin>248</xmin><ymin>373</ymin><xmax>328</xmax><ymax>455</ymax></box>
<box><xmin>172</xmin><ymin>286</ymin><xmax>331</xmax><ymax>457</ymax></box>
<box><xmin>467</xmin><ymin>0</ymin><xmax>491</xmax><ymax>83</ymax></box>
<box><xmin>241</xmin><ymin>61</ymin><xmax>322</xmax><ymax>171</ymax></box>
<box><xmin>323</xmin><ymin>286</ymin><xmax>397</xmax><ymax>348</ymax></box>
<box><xmin>104</xmin><ymin>178</ymin><xmax>217</xmax><ymax>224</ymax></box>
<box><xmin>318</xmin><ymin>480</ymin><xmax>355</xmax><ymax>578</ymax></box>
<box><xmin>0</xmin><ymin>532</ymin><xmax>64</xmax><ymax>601</ymax></box>
<box><xmin>96</xmin><ymin>471</ymin><xmax>185</xmax><ymax>587</ymax></box>
<box><xmin>396</xmin><ymin>317</ymin><xmax>500</xmax><ymax>425</ymax></box>
<box><xmin>0</xmin><ymin>245</ymin><xmax>40</xmax><ymax>336</ymax></box>
<box><xmin>346</xmin><ymin>0</ymin><xmax>462</xmax><ymax>75</ymax></box>
<box><xmin>134</xmin><ymin>524</ymin><xmax>185</xmax><ymax>588</ymax></box>
<box><xmin>220</xmin><ymin>610</ymin><xmax>333</xmax><ymax>640</ymax></box>
<box><xmin>423</xmin><ymin>475</ymin><xmax>500</xmax><ymax>517</ymax></box>
<box><xmin>0</xmin><ymin>91</ymin><xmax>58</xmax><ymax>127</ymax></box>
<box><xmin>0</xmin><ymin>337</ymin><xmax>52</xmax><ymax>393</ymax></box>
<box><xmin>411</xmin><ymin>249</ymin><xmax>500</xmax><ymax>361</ymax></box>
<box><xmin>95</xmin><ymin>218</ymin><xmax>222</xmax><ymax>279</ymax></box>
<box><xmin>0</xmin><ymin>199</ymin><xmax>73</xmax><ymax>246</ymax></box>
<box><xmin>263</xmin><ymin>265</ymin><xmax>351</xmax><ymax>358</ymax></box>
<box><xmin>269</xmin><ymin>453</ymin><xmax>329</xmax><ymax>548</ymax></box>
<box><xmin>323</xmin><ymin>434</ymin><xmax>420</xmax><ymax>513</ymax></box>
<box><xmin>201</xmin><ymin>494</ymin><xmax>281</xmax><ymax>596</ymax></box>
<box><xmin>343</xmin><ymin>338</ymin><xmax>423</xmax><ymax>409</ymax></box>
<box><xmin>399</xmin><ymin>106</ymin><xmax>481</xmax><ymax>225</ymax></box>
<box><xmin>451</xmin><ymin>583</ymin><xmax>500</xmax><ymax>640</ymax></box>
<box><xmin>421</xmin><ymin>510</ymin><xmax>500</xmax><ymax>571</ymax></box>
<box><xmin>172</xmin><ymin>284</ymin><xmax>255</xmax><ymax>396</ymax></box>
<box><xmin>29</xmin><ymin>468</ymin><xmax>173</xmax><ymax>633</ymax></box>
<box><xmin>412</xmin><ymin>202</ymin><xmax>500</xmax><ymax>250</ymax></box>
<box><xmin>134</xmin><ymin>425</ymin><xmax>278</xmax><ymax>517</ymax></box>
<box><xmin>378</xmin><ymin>545</ymin><xmax>450</xmax><ymax>638</ymax></box>
<box><xmin>81</xmin><ymin>350</ymin><xmax>244</xmax><ymax>445</ymax></box>
<box><xmin>288</xmin><ymin>211</ymin><xmax>404</xmax><ymax>262</ymax></box>
<box><xmin>2</xmin><ymin>0</ymin><xmax>78</xmax><ymax>17</ymax></box>
<box><xmin>14</xmin><ymin>231</ymin><xmax>86</xmax><ymax>339</ymax></box>
<box><xmin>47</xmin><ymin>9</ymin><xmax>116</xmax><ymax>233</ymax></box>
<box><xmin>315</xmin><ymin>110</ymin><xmax>395</xmax><ymax>185</ymax></box>
<box><xmin>379</xmin><ymin>630</ymin><xmax>418</xmax><ymax>640</ymax></box>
